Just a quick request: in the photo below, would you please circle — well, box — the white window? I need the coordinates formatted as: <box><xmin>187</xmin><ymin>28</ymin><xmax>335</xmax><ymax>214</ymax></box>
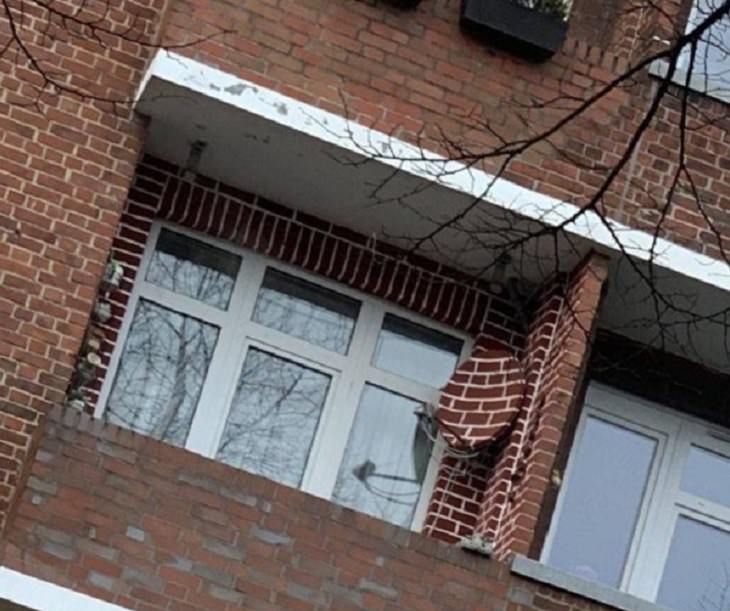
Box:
<box><xmin>97</xmin><ymin>223</ymin><xmax>470</xmax><ymax>530</ymax></box>
<box><xmin>678</xmin><ymin>0</ymin><xmax>730</xmax><ymax>98</ymax></box>
<box><xmin>543</xmin><ymin>383</ymin><xmax>730</xmax><ymax>610</ymax></box>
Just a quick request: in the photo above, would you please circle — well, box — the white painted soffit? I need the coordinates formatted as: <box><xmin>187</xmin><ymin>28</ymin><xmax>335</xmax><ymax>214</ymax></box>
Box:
<box><xmin>137</xmin><ymin>51</ymin><xmax>730</xmax><ymax>294</ymax></box>
<box><xmin>0</xmin><ymin>567</ymin><xmax>133</xmax><ymax>611</ymax></box>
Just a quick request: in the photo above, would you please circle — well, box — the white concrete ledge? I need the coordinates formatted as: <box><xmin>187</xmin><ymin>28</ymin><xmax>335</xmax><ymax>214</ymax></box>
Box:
<box><xmin>511</xmin><ymin>556</ymin><xmax>673</xmax><ymax>611</ymax></box>
<box><xmin>0</xmin><ymin>567</ymin><xmax>133</xmax><ymax>611</ymax></box>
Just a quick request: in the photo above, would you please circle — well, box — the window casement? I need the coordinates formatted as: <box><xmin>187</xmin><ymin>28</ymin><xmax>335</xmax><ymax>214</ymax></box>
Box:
<box><xmin>543</xmin><ymin>383</ymin><xmax>730</xmax><ymax>611</ymax></box>
<box><xmin>97</xmin><ymin>223</ymin><xmax>471</xmax><ymax>530</ymax></box>
<box><xmin>677</xmin><ymin>0</ymin><xmax>730</xmax><ymax>98</ymax></box>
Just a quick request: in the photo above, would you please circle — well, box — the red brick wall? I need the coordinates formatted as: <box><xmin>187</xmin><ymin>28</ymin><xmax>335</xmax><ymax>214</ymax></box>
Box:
<box><xmin>0</xmin><ymin>0</ymin><xmax>167</xmax><ymax>530</ymax></box>
<box><xmin>0</xmin><ymin>0</ymin><xmax>714</xmax><ymax>595</ymax></box>
<box><xmin>80</xmin><ymin>156</ymin><xmax>608</xmax><ymax>557</ymax></box>
<box><xmin>0</xmin><ymin>405</ymin><xmax>620</xmax><ymax>611</ymax></box>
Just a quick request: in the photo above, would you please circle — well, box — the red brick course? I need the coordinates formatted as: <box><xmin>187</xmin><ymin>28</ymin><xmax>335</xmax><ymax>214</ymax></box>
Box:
<box><xmin>0</xmin><ymin>405</ymin><xmax>620</xmax><ymax>611</ymax></box>
<box><xmin>76</xmin><ymin>157</ymin><xmax>608</xmax><ymax>555</ymax></box>
<box><xmin>425</xmin><ymin>253</ymin><xmax>608</xmax><ymax>552</ymax></box>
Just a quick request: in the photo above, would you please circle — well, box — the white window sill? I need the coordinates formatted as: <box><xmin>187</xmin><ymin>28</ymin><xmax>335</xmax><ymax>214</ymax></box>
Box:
<box><xmin>0</xmin><ymin>567</ymin><xmax>133</xmax><ymax>611</ymax></box>
<box><xmin>648</xmin><ymin>59</ymin><xmax>730</xmax><ymax>105</ymax></box>
<box><xmin>510</xmin><ymin>556</ymin><xmax>674</xmax><ymax>611</ymax></box>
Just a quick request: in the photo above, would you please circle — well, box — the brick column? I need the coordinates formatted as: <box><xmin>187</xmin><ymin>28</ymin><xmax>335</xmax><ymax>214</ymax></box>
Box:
<box><xmin>424</xmin><ymin>252</ymin><xmax>609</xmax><ymax>556</ymax></box>
<box><xmin>486</xmin><ymin>252</ymin><xmax>610</xmax><ymax>559</ymax></box>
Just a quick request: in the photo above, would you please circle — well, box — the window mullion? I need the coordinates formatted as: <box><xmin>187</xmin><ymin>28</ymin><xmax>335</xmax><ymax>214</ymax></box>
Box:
<box><xmin>243</xmin><ymin>322</ymin><xmax>349</xmax><ymax>372</ymax></box>
<box><xmin>625</xmin><ymin>422</ymin><xmax>687</xmax><ymax>601</ymax></box>
<box><xmin>359</xmin><ymin>366</ymin><xmax>443</xmax><ymax>404</ymax></box>
<box><xmin>411</xmin><ymin>436</ymin><xmax>446</xmax><ymax>531</ymax></box>
<box><xmin>184</xmin><ymin>255</ymin><xmax>267</xmax><ymax>457</ymax></box>
<box><xmin>300</xmin><ymin>300</ymin><xmax>384</xmax><ymax>500</ymax></box>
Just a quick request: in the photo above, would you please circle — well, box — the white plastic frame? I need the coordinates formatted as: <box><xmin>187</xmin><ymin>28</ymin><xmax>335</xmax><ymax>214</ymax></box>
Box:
<box><xmin>542</xmin><ymin>382</ymin><xmax>730</xmax><ymax>605</ymax></box>
<box><xmin>672</xmin><ymin>0</ymin><xmax>730</xmax><ymax>101</ymax></box>
<box><xmin>96</xmin><ymin>221</ymin><xmax>472</xmax><ymax>531</ymax></box>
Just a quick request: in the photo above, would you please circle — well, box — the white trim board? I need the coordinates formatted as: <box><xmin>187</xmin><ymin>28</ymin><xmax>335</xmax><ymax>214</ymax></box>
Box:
<box><xmin>0</xmin><ymin>567</ymin><xmax>133</xmax><ymax>611</ymax></box>
<box><xmin>137</xmin><ymin>51</ymin><xmax>730</xmax><ymax>294</ymax></box>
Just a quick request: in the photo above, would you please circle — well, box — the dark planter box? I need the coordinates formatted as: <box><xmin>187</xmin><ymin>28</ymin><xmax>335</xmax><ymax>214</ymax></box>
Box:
<box><xmin>460</xmin><ymin>0</ymin><xmax>568</xmax><ymax>61</ymax></box>
<box><xmin>383</xmin><ymin>0</ymin><xmax>422</xmax><ymax>8</ymax></box>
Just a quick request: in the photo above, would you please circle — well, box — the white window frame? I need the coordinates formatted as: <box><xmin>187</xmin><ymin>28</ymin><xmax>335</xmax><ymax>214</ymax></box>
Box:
<box><xmin>96</xmin><ymin>221</ymin><xmax>472</xmax><ymax>531</ymax></box>
<box><xmin>650</xmin><ymin>0</ymin><xmax>730</xmax><ymax>104</ymax></box>
<box><xmin>542</xmin><ymin>382</ymin><xmax>730</xmax><ymax>605</ymax></box>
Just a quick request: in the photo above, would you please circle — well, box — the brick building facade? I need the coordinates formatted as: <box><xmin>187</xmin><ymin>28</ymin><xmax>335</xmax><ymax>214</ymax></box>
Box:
<box><xmin>1</xmin><ymin>0</ymin><xmax>730</xmax><ymax>609</ymax></box>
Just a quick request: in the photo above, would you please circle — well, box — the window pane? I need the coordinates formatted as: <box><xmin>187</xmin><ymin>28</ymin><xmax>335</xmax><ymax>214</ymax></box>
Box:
<box><xmin>681</xmin><ymin>445</ymin><xmax>730</xmax><ymax>507</ymax></box>
<box><xmin>216</xmin><ymin>349</ymin><xmax>330</xmax><ymax>487</ymax></box>
<box><xmin>689</xmin><ymin>0</ymin><xmax>730</xmax><ymax>92</ymax></box>
<box><xmin>656</xmin><ymin>517</ymin><xmax>730</xmax><ymax>610</ymax></box>
<box><xmin>105</xmin><ymin>299</ymin><xmax>219</xmax><ymax>447</ymax></box>
<box><xmin>372</xmin><ymin>314</ymin><xmax>462</xmax><ymax>387</ymax></box>
<box><xmin>332</xmin><ymin>385</ymin><xmax>432</xmax><ymax>527</ymax></box>
<box><xmin>252</xmin><ymin>269</ymin><xmax>359</xmax><ymax>354</ymax></box>
<box><xmin>146</xmin><ymin>229</ymin><xmax>241</xmax><ymax>309</ymax></box>
<box><xmin>547</xmin><ymin>417</ymin><xmax>656</xmax><ymax>588</ymax></box>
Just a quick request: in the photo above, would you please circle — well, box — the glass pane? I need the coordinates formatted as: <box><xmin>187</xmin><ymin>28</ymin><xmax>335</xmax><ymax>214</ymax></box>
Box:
<box><xmin>681</xmin><ymin>445</ymin><xmax>730</xmax><ymax>507</ymax></box>
<box><xmin>332</xmin><ymin>385</ymin><xmax>432</xmax><ymax>528</ymax></box>
<box><xmin>105</xmin><ymin>299</ymin><xmax>219</xmax><ymax>446</ymax></box>
<box><xmin>372</xmin><ymin>314</ymin><xmax>462</xmax><ymax>388</ymax></box>
<box><xmin>689</xmin><ymin>0</ymin><xmax>730</xmax><ymax>92</ymax></box>
<box><xmin>216</xmin><ymin>349</ymin><xmax>330</xmax><ymax>487</ymax></box>
<box><xmin>146</xmin><ymin>229</ymin><xmax>241</xmax><ymax>309</ymax></box>
<box><xmin>656</xmin><ymin>517</ymin><xmax>730</xmax><ymax>611</ymax></box>
<box><xmin>546</xmin><ymin>417</ymin><xmax>656</xmax><ymax>588</ymax></box>
<box><xmin>252</xmin><ymin>269</ymin><xmax>359</xmax><ymax>354</ymax></box>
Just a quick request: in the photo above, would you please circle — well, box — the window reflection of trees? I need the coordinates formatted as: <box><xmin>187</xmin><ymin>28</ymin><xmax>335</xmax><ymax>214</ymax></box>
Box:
<box><xmin>696</xmin><ymin>566</ymin><xmax>730</xmax><ymax>611</ymax></box>
<box><xmin>145</xmin><ymin>229</ymin><xmax>239</xmax><ymax>309</ymax></box>
<box><xmin>106</xmin><ymin>300</ymin><xmax>218</xmax><ymax>446</ymax></box>
<box><xmin>106</xmin><ymin>231</ymin><xmax>451</xmax><ymax>528</ymax></box>
<box><xmin>216</xmin><ymin>349</ymin><xmax>330</xmax><ymax>487</ymax></box>
<box><xmin>252</xmin><ymin>270</ymin><xmax>358</xmax><ymax>354</ymax></box>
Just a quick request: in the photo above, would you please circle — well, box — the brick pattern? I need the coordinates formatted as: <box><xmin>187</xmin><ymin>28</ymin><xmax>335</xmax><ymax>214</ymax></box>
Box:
<box><xmin>86</xmin><ymin>155</ymin><xmax>523</xmax><ymax>409</ymax></box>
<box><xmin>437</xmin><ymin>339</ymin><xmax>527</xmax><ymax>451</ymax></box>
<box><xmin>81</xmin><ymin>156</ymin><xmax>532</xmax><ymax>551</ymax></box>
<box><xmin>81</xmin><ymin>157</ymin><xmax>609</xmax><ymax>555</ymax></box>
<box><xmin>502</xmin><ymin>255</ymin><xmax>609</xmax><ymax>560</ymax></box>
<box><xmin>0</xmin><ymin>0</ymin><xmax>165</xmax><ymax>530</ymax></box>
<box><xmin>473</xmin><ymin>289</ymin><xmax>565</xmax><ymax>553</ymax></box>
<box><xmin>0</xmin><ymin>405</ymin><xmax>620</xmax><ymax>611</ymax></box>
<box><xmin>160</xmin><ymin>0</ymin><xmax>730</xmax><ymax>261</ymax></box>
<box><xmin>425</xmin><ymin>254</ymin><xmax>609</xmax><ymax>553</ymax></box>
<box><xmin>0</xmin><ymin>0</ymin><xmax>722</xmax><ymax>604</ymax></box>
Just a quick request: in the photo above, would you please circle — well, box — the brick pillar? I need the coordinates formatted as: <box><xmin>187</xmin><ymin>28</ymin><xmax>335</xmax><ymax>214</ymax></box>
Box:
<box><xmin>423</xmin><ymin>252</ymin><xmax>609</xmax><ymax>556</ymax></box>
<box><xmin>486</xmin><ymin>251</ymin><xmax>610</xmax><ymax>560</ymax></box>
<box><xmin>473</xmin><ymin>289</ymin><xmax>563</xmax><ymax>552</ymax></box>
